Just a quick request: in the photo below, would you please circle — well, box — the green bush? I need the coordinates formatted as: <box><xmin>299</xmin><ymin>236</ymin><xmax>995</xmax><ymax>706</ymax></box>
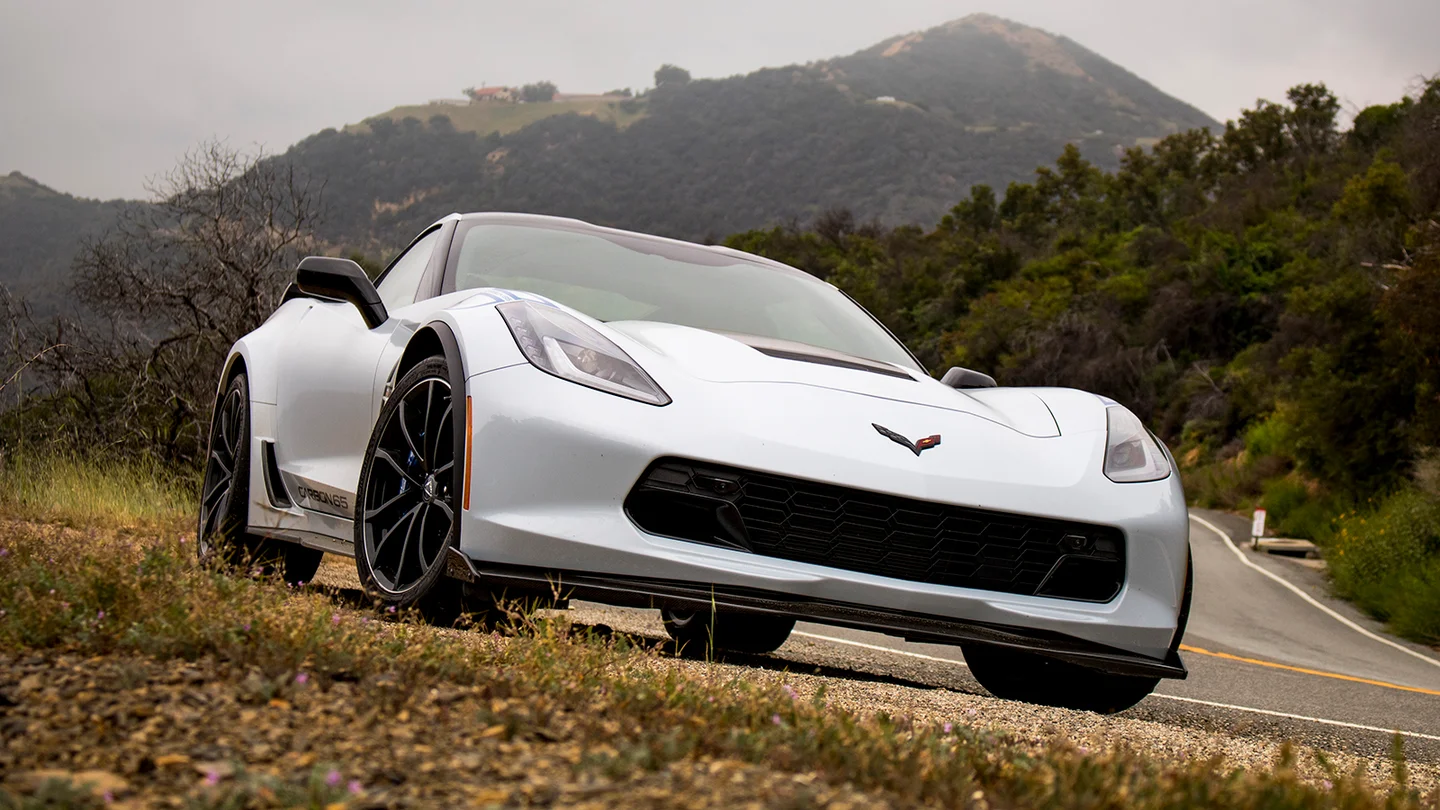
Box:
<box><xmin>1261</xmin><ymin>476</ymin><xmax>1340</xmax><ymax>541</ymax></box>
<box><xmin>1328</xmin><ymin>488</ymin><xmax>1440</xmax><ymax>643</ymax></box>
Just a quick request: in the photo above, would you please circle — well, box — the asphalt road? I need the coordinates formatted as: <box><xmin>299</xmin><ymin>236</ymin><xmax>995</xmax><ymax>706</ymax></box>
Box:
<box><xmin>570</xmin><ymin>508</ymin><xmax>1440</xmax><ymax>763</ymax></box>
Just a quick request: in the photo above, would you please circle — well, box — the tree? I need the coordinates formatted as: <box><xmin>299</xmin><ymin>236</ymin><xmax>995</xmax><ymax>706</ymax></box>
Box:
<box><xmin>520</xmin><ymin>81</ymin><xmax>557</xmax><ymax>102</ymax></box>
<box><xmin>654</xmin><ymin>64</ymin><xmax>691</xmax><ymax>88</ymax></box>
<box><xmin>9</xmin><ymin>141</ymin><xmax>323</xmax><ymax>462</ymax></box>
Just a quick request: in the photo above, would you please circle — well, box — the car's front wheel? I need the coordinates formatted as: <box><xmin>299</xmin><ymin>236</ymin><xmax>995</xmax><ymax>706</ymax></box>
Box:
<box><xmin>961</xmin><ymin>643</ymin><xmax>1160</xmax><ymax>714</ymax></box>
<box><xmin>661</xmin><ymin>608</ymin><xmax>795</xmax><ymax>655</ymax></box>
<box><xmin>355</xmin><ymin>357</ymin><xmax>461</xmax><ymax>612</ymax></box>
<box><xmin>198</xmin><ymin>373</ymin><xmax>322</xmax><ymax>585</ymax></box>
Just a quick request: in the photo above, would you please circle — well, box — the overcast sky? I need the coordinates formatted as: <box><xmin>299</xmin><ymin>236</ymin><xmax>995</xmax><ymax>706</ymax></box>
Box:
<box><xmin>2</xmin><ymin>0</ymin><xmax>1436</xmax><ymax>200</ymax></box>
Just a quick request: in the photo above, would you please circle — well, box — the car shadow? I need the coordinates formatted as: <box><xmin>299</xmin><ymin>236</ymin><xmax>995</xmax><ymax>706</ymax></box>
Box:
<box><xmin>309</xmin><ymin>581</ymin><xmax>948</xmax><ymax>693</ymax></box>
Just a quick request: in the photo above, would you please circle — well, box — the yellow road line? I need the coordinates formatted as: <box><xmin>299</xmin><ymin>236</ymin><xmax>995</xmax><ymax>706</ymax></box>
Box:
<box><xmin>1179</xmin><ymin>644</ymin><xmax>1440</xmax><ymax>696</ymax></box>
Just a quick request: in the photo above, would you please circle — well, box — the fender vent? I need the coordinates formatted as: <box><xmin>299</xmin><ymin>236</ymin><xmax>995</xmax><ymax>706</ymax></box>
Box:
<box><xmin>261</xmin><ymin>442</ymin><xmax>292</xmax><ymax>508</ymax></box>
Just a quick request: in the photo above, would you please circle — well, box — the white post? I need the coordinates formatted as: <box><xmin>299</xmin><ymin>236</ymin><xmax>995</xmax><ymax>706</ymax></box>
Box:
<box><xmin>1250</xmin><ymin>509</ymin><xmax>1267</xmax><ymax>549</ymax></box>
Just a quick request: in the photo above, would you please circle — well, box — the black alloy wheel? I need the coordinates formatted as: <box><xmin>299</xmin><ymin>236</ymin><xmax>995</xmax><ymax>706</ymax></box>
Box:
<box><xmin>356</xmin><ymin>357</ymin><xmax>459</xmax><ymax>606</ymax></box>
<box><xmin>198</xmin><ymin>373</ymin><xmax>321</xmax><ymax>583</ymax></box>
<box><xmin>198</xmin><ymin>378</ymin><xmax>249</xmax><ymax>561</ymax></box>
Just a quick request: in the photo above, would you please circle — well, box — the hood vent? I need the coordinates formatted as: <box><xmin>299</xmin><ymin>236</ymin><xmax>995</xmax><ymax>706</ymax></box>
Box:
<box><xmin>717</xmin><ymin>332</ymin><xmax>915</xmax><ymax>380</ymax></box>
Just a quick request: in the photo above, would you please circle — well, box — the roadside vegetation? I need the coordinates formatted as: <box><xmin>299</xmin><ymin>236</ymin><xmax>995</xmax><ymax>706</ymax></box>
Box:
<box><xmin>1</xmin><ymin>460</ymin><xmax>1435</xmax><ymax>808</ymax></box>
<box><xmin>0</xmin><ymin>452</ymin><xmax>193</xmax><ymax>528</ymax></box>
<box><xmin>1327</xmin><ymin>454</ymin><xmax>1440</xmax><ymax>643</ymax></box>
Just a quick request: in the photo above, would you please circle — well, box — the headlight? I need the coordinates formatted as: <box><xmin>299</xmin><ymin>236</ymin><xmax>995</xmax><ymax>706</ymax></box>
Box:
<box><xmin>497</xmin><ymin>301</ymin><xmax>670</xmax><ymax>406</ymax></box>
<box><xmin>1103</xmin><ymin>405</ymin><xmax>1171</xmax><ymax>483</ymax></box>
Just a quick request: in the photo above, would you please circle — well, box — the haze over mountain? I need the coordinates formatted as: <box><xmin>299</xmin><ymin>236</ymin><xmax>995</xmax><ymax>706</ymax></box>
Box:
<box><xmin>0</xmin><ymin>14</ymin><xmax>1217</xmax><ymax>310</ymax></box>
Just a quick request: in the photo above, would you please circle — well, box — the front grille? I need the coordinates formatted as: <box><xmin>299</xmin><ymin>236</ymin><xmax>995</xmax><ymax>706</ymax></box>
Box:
<box><xmin>625</xmin><ymin>458</ymin><xmax>1125</xmax><ymax>603</ymax></box>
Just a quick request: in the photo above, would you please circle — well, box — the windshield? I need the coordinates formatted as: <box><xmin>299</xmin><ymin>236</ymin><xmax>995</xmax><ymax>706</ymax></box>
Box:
<box><xmin>449</xmin><ymin>221</ymin><xmax>921</xmax><ymax>370</ymax></box>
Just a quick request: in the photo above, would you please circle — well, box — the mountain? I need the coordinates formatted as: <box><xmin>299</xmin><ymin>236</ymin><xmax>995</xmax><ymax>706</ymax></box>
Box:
<box><xmin>0</xmin><ymin>172</ymin><xmax>132</xmax><ymax>316</ymax></box>
<box><xmin>1</xmin><ymin>14</ymin><xmax>1218</xmax><ymax>299</ymax></box>
<box><xmin>289</xmin><ymin>13</ymin><xmax>1216</xmax><ymax>251</ymax></box>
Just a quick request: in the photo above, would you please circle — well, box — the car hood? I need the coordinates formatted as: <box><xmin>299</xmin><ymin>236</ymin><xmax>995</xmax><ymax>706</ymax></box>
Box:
<box><xmin>607</xmin><ymin>320</ymin><xmax>1061</xmax><ymax>438</ymax></box>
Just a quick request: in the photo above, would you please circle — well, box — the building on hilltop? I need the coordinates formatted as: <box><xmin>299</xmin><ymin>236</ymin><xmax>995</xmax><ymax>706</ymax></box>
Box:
<box><xmin>466</xmin><ymin>86</ymin><xmax>514</xmax><ymax>103</ymax></box>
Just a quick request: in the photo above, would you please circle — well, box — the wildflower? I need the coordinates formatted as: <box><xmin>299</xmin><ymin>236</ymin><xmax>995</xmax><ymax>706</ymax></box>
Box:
<box><xmin>347</xmin><ymin>779</ymin><xmax>363</xmax><ymax>795</ymax></box>
<box><xmin>242</xmin><ymin>622</ymin><xmax>251</xmax><ymax>631</ymax></box>
<box><xmin>205</xmin><ymin>770</ymin><xmax>220</xmax><ymax>786</ymax></box>
<box><xmin>180</xmin><ymin>537</ymin><xmax>187</xmax><ymax>544</ymax></box>
<box><xmin>325</xmin><ymin>770</ymin><xmax>342</xmax><ymax>787</ymax></box>
<box><xmin>48</xmin><ymin>589</ymin><xmax>55</xmax><ymax>595</ymax></box>
<box><xmin>103</xmin><ymin>792</ymin><xmax>114</xmax><ymax>803</ymax></box>
<box><xmin>387</xmin><ymin>606</ymin><xmax>397</xmax><ymax>614</ymax></box>
<box><xmin>943</xmin><ymin>722</ymin><xmax>953</xmax><ymax>733</ymax></box>
<box><xmin>781</xmin><ymin>684</ymin><xmax>798</xmax><ymax>700</ymax></box>
<box><xmin>332</xmin><ymin>613</ymin><xmax>341</xmax><ymax>625</ymax></box>
<box><xmin>0</xmin><ymin>548</ymin><xmax>7</xmax><ymax>556</ymax></box>
<box><xmin>771</xmin><ymin>713</ymin><xmax>782</xmax><ymax>725</ymax></box>
<box><xmin>96</xmin><ymin>610</ymin><xmax>105</xmax><ymax>621</ymax></box>
<box><xmin>295</xmin><ymin>672</ymin><xmax>309</xmax><ymax>684</ymax></box>
<box><xmin>1322</xmin><ymin>780</ymin><xmax>1333</xmax><ymax>790</ymax></box>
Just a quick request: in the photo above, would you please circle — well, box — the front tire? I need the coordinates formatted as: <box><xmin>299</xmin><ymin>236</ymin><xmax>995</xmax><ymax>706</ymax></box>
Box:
<box><xmin>961</xmin><ymin>644</ymin><xmax>1160</xmax><ymax>714</ymax></box>
<box><xmin>661</xmin><ymin>608</ymin><xmax>795</xmax><ymax>655</ymax></box>
<box><xmin>355</xmin><ymin>357</ymin><xmax>460</xmax><ymax>611</ymax></box>
<box><xmin>197</xmin><ymin>373</ymin><xmax>322</xmax><ymax>585</ymax></box>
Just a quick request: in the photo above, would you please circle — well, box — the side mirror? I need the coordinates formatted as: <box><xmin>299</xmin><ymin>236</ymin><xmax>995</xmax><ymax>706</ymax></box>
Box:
<box><xmin>295</xmin><ymin>256</ymin><xmax>388</xmax><ymax>329</ymax></box>
<box><xmin>941</xmin><ymin>366</ymin><xmax>997</xmax><ymax>389</ymax></box>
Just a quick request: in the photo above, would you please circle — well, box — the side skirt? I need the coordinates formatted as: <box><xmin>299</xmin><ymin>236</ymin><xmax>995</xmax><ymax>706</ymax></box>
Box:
<box><xmin>252</xmin><ymin>526</ymin><xmax>355</xmax><ymax>557</ymax></box>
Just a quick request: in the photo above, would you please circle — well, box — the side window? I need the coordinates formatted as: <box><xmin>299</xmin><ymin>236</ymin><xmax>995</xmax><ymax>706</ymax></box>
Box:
<box><xmin>377</xmin><ymin>228</ymin><xmax>442</xmax><ymax>310</ymax></box>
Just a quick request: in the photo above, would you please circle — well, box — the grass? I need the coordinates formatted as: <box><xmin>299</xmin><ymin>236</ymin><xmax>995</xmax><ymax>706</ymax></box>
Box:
<box><xmin>0</xmin><ymin>452</ymin><xmax>193</xmax><ymax>528</ymax></box>
<box><xmin>351</xmin><ymin>97</ymin><xmax>647</xmax><ymax>137</ymax></box>
<box><xmin>1</xmin><ymin>456</ymin><xmax>1436</xmax><ymax>807</ymax></box>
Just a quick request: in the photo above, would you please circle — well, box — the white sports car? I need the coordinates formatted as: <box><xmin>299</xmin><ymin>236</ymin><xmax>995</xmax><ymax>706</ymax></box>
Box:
<box><xmin>199</xmin><ymin>212</ymin><xmax>1191</xmax><ymax>713</ymax></box>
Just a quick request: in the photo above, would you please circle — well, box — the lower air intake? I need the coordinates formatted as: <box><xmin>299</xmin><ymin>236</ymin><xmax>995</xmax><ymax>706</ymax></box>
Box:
<box><xmin>625</xmin><ymin>458</ymin><xmax>1125</xmax><ymax>603</ymax></box>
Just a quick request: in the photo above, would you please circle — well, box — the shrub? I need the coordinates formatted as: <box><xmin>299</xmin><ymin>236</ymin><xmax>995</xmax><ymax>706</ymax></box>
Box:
<box><xmin>1328</xmin><ymin>488</ymin><xmax>1440</xmax><ymax>643</ymax></box>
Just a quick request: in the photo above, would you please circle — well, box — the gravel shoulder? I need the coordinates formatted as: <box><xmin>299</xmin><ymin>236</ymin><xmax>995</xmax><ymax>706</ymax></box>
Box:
<box><xmin>561</xmin><ymin>601</ymin><xmax>1440</xmax><ymax>793</ymax></box>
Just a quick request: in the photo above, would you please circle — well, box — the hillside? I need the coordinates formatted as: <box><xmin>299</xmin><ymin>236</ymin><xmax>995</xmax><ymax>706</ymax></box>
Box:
<box><xmin>0</xmin><ymin>13</ymin><xmax>1217</xmax><ymax>297</ymax></box>
<box><xmin>0</xmin><ymin>172</ymin><xmax>131</xmax><ymax>316</ymax></box>
<box><xmin>354</xmin><ymin>94</ymin><xmax>646</xmax><ymax>137</ymax></box>
<box><xmin>279</xmin><ymin>13</ymin><xmax>1219</xmax><ymax>252</ymax></box>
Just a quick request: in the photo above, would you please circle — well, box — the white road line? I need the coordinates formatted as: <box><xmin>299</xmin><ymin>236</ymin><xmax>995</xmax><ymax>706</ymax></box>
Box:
<box><xmin>1153</xmin><ymin>694</ymin><xmax>1440</xmax><ymax>742</ymax></box>
<box><xmin>1188</xmin><ymin>513</ymin><xmax>1440</xmax><ymax>670</ymax></box>
<box><xmin>794</xmin><ymin>629</ymin><xmax>1440</xmax><ymax>742</ymax></box>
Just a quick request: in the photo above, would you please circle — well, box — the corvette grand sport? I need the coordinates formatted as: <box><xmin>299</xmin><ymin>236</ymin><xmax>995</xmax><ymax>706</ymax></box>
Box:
<box><xmin>198</xmin><ymin>212</ymin><xmax>1191</xmax><ymax>713</ymax></box>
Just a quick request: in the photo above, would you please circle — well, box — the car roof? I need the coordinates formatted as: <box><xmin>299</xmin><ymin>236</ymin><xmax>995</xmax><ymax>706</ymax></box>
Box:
<box><xmin>440</xmin><ymin>211</ymin><xmax>825</xmax><ymax>285</ymax></box>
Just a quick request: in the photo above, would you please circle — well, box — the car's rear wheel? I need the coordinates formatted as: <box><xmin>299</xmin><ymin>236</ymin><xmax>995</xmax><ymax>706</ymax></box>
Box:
<box><xmin>198</xmin><ymin>373</ymin><xmax>322</xmax><ymax>584</ymax></box>
<box><xmin>661</xmin><ymin>608</ymin><xmax>795</xmax><ymax>655</ymax></box>
<box><xmin>960</xmin><ymin>643</ymin><xmax>1159</xmax><ymax>714</ymax></box>
<box><xmin>355</xmin><ymin>357</ymin><xmax>460</xmax><ymax>611</ymax></box>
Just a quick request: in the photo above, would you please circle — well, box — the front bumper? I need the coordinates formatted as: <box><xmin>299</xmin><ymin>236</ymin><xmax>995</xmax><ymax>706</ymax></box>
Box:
<box><xmin>460</xmin><ymin>363</ymin><xmax>1190</xmax><ymax>671</ymax></box>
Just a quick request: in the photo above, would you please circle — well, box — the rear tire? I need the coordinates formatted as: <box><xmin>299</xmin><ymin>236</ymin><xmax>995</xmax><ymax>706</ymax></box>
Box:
<box><xmin>661</xmin><ymin>608</ymin><xmax>795</xmax><ymax>655</ymax></box>
<box><xmin>962</xmin><ymin>643</ymin><xmax>1159</xmax><ymax>714</ymax></box>
<box><xmin>198</xmin><ymin>373</ymin><xmax>322</xmax><ymax>585</ymax></box>
<box><xmin>355</xmin><ymin>357</ymin><xmax>460</xmax><ymax>613</ymax></box>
